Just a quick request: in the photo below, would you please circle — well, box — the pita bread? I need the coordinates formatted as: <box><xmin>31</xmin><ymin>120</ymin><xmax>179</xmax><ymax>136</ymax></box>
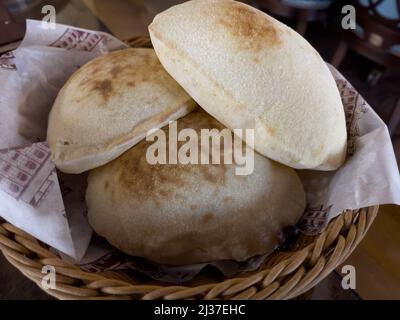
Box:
<box><xmin>86</xmin><ymin>109</ymin><xmax>306</xmax><ymax>265</ymax></box>
<box><xmin>149</xmin><ymin>0</ymin><xmax>347</xmax><ymax>170</ymax></box>
<box><xmin>47</xmin><ymin>48</ymin><xmax>196</xmax><ymax>173</ymax></box>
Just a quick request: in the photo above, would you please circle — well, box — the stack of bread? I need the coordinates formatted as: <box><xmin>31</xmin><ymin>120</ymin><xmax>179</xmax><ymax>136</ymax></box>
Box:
<box><xmin>47</xmin><ymin>0</ymin><xmax>347</xmax><ymax>265</ymax></box>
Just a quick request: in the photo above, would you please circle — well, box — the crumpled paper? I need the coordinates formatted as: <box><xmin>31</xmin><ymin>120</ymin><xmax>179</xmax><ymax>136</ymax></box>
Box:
<box><xmin>0</xmin><ymin>20</ymin><xmax>127</xmax><ymax>260</ymax></box>
<box><xmin>1</xmin><ymin>20</ymin><xmax>399</xmax><ymax>282</ymax></box>
<box><xmin>297</xmin><ymin>65</ymin><xmax>400</xmax><ymax>235</ymax></box>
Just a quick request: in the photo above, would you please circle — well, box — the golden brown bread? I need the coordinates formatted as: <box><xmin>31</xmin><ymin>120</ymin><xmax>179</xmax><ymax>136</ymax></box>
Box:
<box><xmin>47</xmin><ymin>48</ymin><xmax>196</xmax><ymax>173</ymax></box>
<box><xmin>149</xmin><ymin>0</ymin><xmax>347</xmax><ymax>170</ymax></box>
<box><xmin>86</xmin><ymin>109</ymin><xmax>306</xmax><ymax>265</ymax></box>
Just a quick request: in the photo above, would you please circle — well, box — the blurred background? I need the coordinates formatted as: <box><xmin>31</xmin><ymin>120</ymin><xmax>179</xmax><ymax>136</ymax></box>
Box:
<box><xmin>0</xmin><ymin>0</ymin><xmax>399</xmax><ymax>300</ymax></box>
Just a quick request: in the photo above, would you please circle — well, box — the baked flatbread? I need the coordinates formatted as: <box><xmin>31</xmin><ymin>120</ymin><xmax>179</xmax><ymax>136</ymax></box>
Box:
<box><xmin>47</xmin><ymin>48</ymin><xmax>196</xmax><ymax>173</ymax></box>
<box><xmin>149</xmin><ymin>0</ymin><xmax>347</xmax><ymax>170</ymax></box>
<box><xmin>86</xmin><ymin>109</ymin><xmax>306</xmax><ymax>265</ymax></box>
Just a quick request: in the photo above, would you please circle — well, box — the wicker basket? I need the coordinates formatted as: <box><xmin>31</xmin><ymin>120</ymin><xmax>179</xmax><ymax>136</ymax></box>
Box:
<box><xmin>0</xmin><ymin>36</ymin><xmax>379</xmax><ymax>300</ymax></box>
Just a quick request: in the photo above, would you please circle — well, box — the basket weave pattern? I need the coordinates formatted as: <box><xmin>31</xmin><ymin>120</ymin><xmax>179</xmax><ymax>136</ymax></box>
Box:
<box><xmin>0</xmin><ymin>36</ymin><xmax>379</xmax><ymax>300</ymax></box>
<box><xmin>0</xmin><ymin>207</ymin><xmax>378</xmax><ymax>299</ymax></box>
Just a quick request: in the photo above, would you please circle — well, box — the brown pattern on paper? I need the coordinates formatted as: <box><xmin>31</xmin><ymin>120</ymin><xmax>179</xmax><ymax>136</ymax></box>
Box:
<box><xmin>49</xmin><ymin>28</ymin><xmax>104</xmax><ymax>52</ymax></box>
<box><xmin>79</xmin><ymin>251</ymin><xmax>205</xmax><ymax>283</ymax></box>
<box><xmin>0</xmin><ymin>142</ymin><xmax>54</xmax><ymax>208</ymax></box>
<box><xmin>29</xmin><ymin>169</ymin><xmax>55</xmax><ymax>208</ymax></box>
<box><xmin>78</xmin><ymin>240</ymin><xmax>259</xmax><ymax>283</ymax></box>
<box><xmin>336</xmin><ymin>79</ymin><xmax>368</xmax><ymax>156</ymax></box>
<box><xmin>0</xmin><ymin>51</ymin><xmax>17</xmax><ymax>70</ymax></box>
<box><xmin>79</xmin><ymin>252</ymin><xmax>131</xmax><ymax>272</ymax></box>
<box><xmin>297</xmin><ymin>205</ymin><xmax>332</xmax><ymax>235</ymax></box>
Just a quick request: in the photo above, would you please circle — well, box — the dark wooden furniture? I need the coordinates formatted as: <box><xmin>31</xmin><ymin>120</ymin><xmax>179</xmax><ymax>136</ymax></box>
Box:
<box><xmin>255</xmin><ymin>0</ymin><xmax>333</xmax><ymax>35</ymax></box>
<box><xmin>331</xmin><ymin>0</ymin><xmax>400</xmax><ymax>68</ymax></box>
<box><xmin>8</xmin><ymin>0</ymin><xmax>69</xmax><ymax>21</ymax></box>
<box><xmin>331</xmin><ymin>0</ymin><xmax>400</xmax><ymax>136</ymax></box>
<box><xmin>388</xmin><ymin>98</ymin><xmax>400</xmax><ymax>136</ymax></box>
<box><xmin>0</xmin><ymin>0</ymin><xmax>69</xmax><ymax>52</ymax></box>
<box><xmin>0</xmin><ymin>1</ymin><xmax>25</xmax><ymax>48</ymax></box>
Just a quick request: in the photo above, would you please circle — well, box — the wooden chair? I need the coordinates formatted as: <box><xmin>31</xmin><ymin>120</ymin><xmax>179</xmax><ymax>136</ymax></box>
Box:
<box><xmin>0</xmin><ymin>1</ymin><xmax>25</xmax><ymax>50</ymax></box>
<box><xmin>7</xmin><ymin>0</ymin><xmax>69</xmax><ymax>21</ymax></box>
<box><xmin>331</xmin><ymin>0</ymin><xmax>400</xmax><ymax>136</ymax></box>
<box><xmin>331</xmin><ymin>1</ymin><xmax>400</xmax><ymax>68</ymax></box>
<box><xmin>0</xmin><ymin>0</ymin><xmax>69</xmax><ymax>52</ymax></box>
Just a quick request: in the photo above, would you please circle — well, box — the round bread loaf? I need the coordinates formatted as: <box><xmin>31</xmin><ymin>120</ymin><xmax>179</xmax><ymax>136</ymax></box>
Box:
<box><xmin>149</xmin><ymin>0</ymin><xmax>347</xmax><ymax>170</ymax></box>
<box><xmin>86</xmin><ymin>109</ymin><xmax>306</xmax><ymax>265</ymax></box>
<box><xmin>47</xmin><ymin>48</ymin><xmax>196</xmax><ymax>174</ymax></box>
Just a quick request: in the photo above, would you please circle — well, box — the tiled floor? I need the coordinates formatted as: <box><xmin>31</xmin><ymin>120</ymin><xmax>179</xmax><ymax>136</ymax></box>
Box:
<box><xmin>1</xmin><ymin>0</ymin><xmax>399</xmax><ymax>300</ymax></box>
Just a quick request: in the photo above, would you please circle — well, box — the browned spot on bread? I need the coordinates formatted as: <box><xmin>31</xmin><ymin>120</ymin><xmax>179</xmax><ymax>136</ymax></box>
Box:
<box><xmin>104</xmin><ymin>181</ymin><xmax>109</xmax><ymax>190</ymax></box>
<box><xmin>160</xmin><ymin>189</ymin><xmax>171</xmax><ymax>197</ymax></box>
<box><xmin>74</xmin><ymin>48</ymin><xmax>163</xmax><ymax>102</ymax></box>
<box><xmin>190</xmin><ymin>205</ymin><xmax>197</xmax><ymax>210</ymax></box>
<box><xmin>202</xmin><ymin>212</ymin><xmax>214</xmax><ymax>224</ymax></box>
<box><xmin>202</xmin><ymin>164</ymin><xmax>227</xmax><ymax>186</ymax></box>
<box><xmin>215</xmin><ymin>1</ymin><xmax>281</xmax><ymax>52</ymax></box>
<box><xmin>91</xmin><ymin>79</ymin><xmax>113</xmax><ymax>102</ymax></box>
<box><xmin>223</xmin><ymin>196</ymin><xmax>233</xmax><ymax>203</ymax></box>
<box><xmin>116</xmin><ymin>157</ymin><xmax>188</xmax><ymax>202</ymax></box>
<box><xmin>266</xmin><ymin>126</ymin><xmax>276</xmax><ymax>136</ymax></box>
<box><xmin>110</xmin><ymin>65</ymin><xmax>123</xmax><ymax>77</ymax></box>
<box><xmin>175</xmin><ymin>193</ymin><xmax>185</xmax><ymax>200</ymax></box>
<box><xmin>105</xmin><ymin>110</ymin><xmax>231</xmax><ymax>203</ymax></box>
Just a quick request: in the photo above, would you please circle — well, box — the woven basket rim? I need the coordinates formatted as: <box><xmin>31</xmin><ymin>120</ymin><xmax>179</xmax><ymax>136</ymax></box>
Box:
<box><xmin>0</xmin><ymin>36</ymin><xmax>379</xmax><ymax>300</ymax></box>
<box><xmin>0</xmin><ymin>206</ymin><xmax>378</xmax><ymax>300</ymax></box>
